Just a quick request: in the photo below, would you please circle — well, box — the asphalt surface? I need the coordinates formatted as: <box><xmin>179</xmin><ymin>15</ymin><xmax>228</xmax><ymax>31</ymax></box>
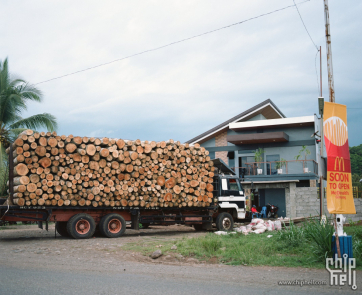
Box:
<box><xmin>0</xmin><ymin>264</ymin><xmax>350</xmax><ymax>295</ymax></box>
<box><xmin>0</xmin><ymin>225</ymin><xmax>360</xmax><ymax>294</ymax></box>
<box><xmin>1</xmin><ymin>258</ymin><xmax>359</xmax><ymax>295</ymax></box>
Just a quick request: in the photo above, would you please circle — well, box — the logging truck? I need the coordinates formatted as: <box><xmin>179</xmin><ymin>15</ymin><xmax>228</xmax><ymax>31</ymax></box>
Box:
<box><xmin>0</xmin><ymin>131</ymin><xmax>250</xmax><ymax>239</ymax></box>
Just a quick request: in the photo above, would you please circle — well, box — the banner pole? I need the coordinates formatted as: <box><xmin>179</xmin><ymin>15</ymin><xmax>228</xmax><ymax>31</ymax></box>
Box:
<box><xmin>334</xmin><ymin>214</ymin><xmax>341</xmax><ymax>258</ymax></box>
<box><xmin>323</xmin><ymin>0</ymin><xmax>335</xmax><ymax>103</ymax></box>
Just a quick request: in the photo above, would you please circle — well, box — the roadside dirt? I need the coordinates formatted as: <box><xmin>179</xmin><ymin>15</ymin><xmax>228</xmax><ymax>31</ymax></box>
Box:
<box><xmin>1</xmin><ymin>223</ymin><xmax>361</xmax><ymax>293</ymax></box>
<box><xmin>0</xmin><ymin>224</ymin><xmax>209</xmax><ymax>266</ymax></box>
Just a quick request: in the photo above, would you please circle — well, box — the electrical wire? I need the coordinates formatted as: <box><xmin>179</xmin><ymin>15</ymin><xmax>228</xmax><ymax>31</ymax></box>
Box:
<box><xmin>34</xmin><ymin>0</ymin><xmax>310</xmax><ymax>85</ymax></box>
<box><xmin>293</xmin><ymin>0</ymin><xmax>321</xmax><ymax>96</ymax></box>
<box><xmin>293</xmin><ymin>0</ymin><xmax>318</xmax><ymax>51</ymax></box>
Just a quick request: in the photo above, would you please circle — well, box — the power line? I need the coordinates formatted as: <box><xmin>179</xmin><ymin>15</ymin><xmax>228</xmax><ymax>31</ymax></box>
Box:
<box><xmin>34</xmin><ymin>0</ymin><xmax>310</xmax><ymax>85</ymax></box>
<box><xmin>293</xmin><ymin>0</ymin><xmax>321</xmax><ymax>96</ymax></box>
<box><xmin>293</xmin><ymin>0</ymin><xmax>319</xmax><ymax>51</ymax></box>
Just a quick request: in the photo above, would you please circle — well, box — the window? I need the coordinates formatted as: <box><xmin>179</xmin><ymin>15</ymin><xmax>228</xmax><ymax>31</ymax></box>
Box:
<box><xmin>238</xmin><ymin>155</ymin><xmax>255</xmax><ymax>176</ymax></box>
<box><xmin>229</xmin><ymin>178</ymin><xmax>240</xmax><ymax>191</ymax></box>
<box><xmin>220</xmin><ymin>178</ymin><xmax>242</xmax><ymax>196</ymax></box>
<box><xmin>266</xmin><ymin>154</ymin><xmax>280</xmax><ymax>175</ymax></box>
<box><xmin>296</xmin><ymin>180</ymin><xmax>310</xmax><ymax>187</ymax></box>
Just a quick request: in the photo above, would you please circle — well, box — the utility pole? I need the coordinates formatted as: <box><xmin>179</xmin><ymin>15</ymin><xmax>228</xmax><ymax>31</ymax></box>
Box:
<box><xmin>324</xmin><ymin>0</ymin><xmax>341</xmax><ymax>259</ymax></box>
<box><xmin>319</xmin><ymin>46</ymin><xmax>324</xmax><ymax>218</ymax></box>
<box><xmin>323</xmin><ymin>0</ymin><xmax>335</xmax><ymax>103</ymax></box>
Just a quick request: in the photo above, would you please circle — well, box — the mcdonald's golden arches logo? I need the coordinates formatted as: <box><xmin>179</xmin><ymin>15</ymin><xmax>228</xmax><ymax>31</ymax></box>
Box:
<box><xmin>324</xmin><ymin>116</ymin><xmax>348</xmax><ymax>146</ymax></box>
<box><xmin>334</xmin><ymin>157</ymin><xmax>345</xmax><ymax>171</ymax></box>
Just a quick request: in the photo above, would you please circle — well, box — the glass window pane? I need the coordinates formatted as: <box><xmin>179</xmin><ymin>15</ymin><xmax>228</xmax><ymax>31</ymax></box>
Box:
<box><xmin>266</xmin><ymin>155</ymin><xmax>280</xmax><ymax>175</ymax></box>
<box><xmin>229</xmin><ymin>178</ymin><xmax>240</xmax><ymax>191</ymax></box>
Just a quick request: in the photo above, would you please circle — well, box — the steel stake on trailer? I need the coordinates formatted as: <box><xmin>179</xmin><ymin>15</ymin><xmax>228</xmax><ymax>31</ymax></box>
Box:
<box><xmin>9</xmin><ymin>143</ymin><xmax>14</xmax><ymax>204</ymax></box>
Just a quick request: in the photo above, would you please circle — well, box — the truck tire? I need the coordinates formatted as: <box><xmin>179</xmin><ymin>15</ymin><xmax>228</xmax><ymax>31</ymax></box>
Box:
<box><xmin>99</xmin><ymin>213</ymin><xmax>126</xmax><ymax>238</ymax></box>
<box><xmin>56</xmin><ymin>221</ymin><xmax>70</xmax><ymax>237</ymax></box>
<box><xmin>67</xmin><ymin>213</ymin><xmax>96</xmax><ymax>239</ymax></box>
<box><xmin>216</xmin><ymin>212</ymin><xmax>234</xmax><ymax>231</ymax></box>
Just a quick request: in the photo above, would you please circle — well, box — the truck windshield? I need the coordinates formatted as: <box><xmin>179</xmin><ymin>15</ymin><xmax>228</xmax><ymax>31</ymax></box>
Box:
<box><xmin>229</xmin><ymin>179</ymin><xmax>240</xmax><ymax>191</ymax></box>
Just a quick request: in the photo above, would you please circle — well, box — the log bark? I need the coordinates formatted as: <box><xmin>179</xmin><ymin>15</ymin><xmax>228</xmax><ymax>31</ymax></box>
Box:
<box><xmin>7</xmin><ymin>130</ymin><xmax>214</xmax><ymax>208</ymax></box>
<box><xmin>14</xmin><ymin>164</ymin><xmax>29</xmax><ymax>176</ymax></box>
<box><xmin>13</xmin><ymin>176</ymin><xmax>30</xmax><ymax>186</ymax></box>
<box><xmin>86</xmin><ymin>144</ymin><xmax>96</xmax><ymax>156</ymax></box>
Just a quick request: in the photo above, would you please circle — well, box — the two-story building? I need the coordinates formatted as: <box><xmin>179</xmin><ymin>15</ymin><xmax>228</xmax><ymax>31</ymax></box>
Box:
<box><xmin>186</xmin><ymin>99</ymin><xmax>323</xmax><ymax>218</ymax></box>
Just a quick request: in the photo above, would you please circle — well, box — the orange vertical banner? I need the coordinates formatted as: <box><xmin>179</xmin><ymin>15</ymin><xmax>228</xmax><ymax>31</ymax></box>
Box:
<box><xmin>323</xmin><ymin>102</ymin><xmax>356</xmax><ymax>214</ymax></box>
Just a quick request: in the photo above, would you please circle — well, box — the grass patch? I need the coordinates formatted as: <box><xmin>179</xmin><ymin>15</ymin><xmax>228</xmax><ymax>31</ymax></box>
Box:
<box><xmin>123</xmin><ymin>240</ymin><xmax>176</xmax><ymax>256</ymax></box>
<box><xmin>176</xmin><ymin>232</ymin><xmax>317</xmax><ymax>267</ymax></box>
<box><xmin>123</xmin><ymin>221</ymin><xmax>362</xmax><ymax>269</ymax></box>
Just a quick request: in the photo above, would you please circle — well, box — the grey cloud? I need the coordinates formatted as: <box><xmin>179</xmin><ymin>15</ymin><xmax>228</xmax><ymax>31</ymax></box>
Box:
<box><xmin>1</xmin><ymin>0</ymin><xmax>361</xmax><ymax>146</ymax></box>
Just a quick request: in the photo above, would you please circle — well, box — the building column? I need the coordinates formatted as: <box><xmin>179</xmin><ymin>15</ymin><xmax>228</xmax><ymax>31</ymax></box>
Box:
<box><xmin>285</xmin><ymin>182</ymin><xmax>297</xmax><ymax>218</ymax></box>
<box><xmin>215</xmin><ymin>131</ymin><xmax>228</xmax><ymax>165</ymax></box>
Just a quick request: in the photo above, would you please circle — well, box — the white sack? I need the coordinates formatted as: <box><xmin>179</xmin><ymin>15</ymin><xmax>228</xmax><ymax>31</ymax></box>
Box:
<box><xmin>274</xmin><ymin>220</ymin><xmax>282</xmax><ymax>230</ymax></box>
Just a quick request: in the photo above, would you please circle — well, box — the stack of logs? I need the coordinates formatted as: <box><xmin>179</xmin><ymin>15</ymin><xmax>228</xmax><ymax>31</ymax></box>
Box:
<box><xmin>6</xmin><ymin>130</ymin><xmax>215</xmax><ymax>208</ymax></box>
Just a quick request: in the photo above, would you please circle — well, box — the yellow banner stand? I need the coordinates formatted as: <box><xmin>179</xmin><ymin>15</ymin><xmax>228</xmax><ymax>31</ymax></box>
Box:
<box><xmin>323</xmin><ymin>102</ymin><xmax>356</xmax><ymax>214</ymax></box>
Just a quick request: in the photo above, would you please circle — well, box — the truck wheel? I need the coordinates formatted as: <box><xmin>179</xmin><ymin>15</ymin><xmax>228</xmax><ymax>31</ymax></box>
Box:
<box><xmin>67</xmin><ymin>214</ymin><xmax>96</xmax><ymax>239</ymax></box>
<box><xmin>56</xmin><ymin>221</ymin><xmax>70</xmax><ymax>237</ymax></box>
<box><xmin>99</xmin><ymin>213</ymin><xmax>126</xmax><ymax>238</ymax></box>
<box><xmin>216</xmin><ymin>213</ymin><xmax>234</xmax><ymax>231</ymax></box>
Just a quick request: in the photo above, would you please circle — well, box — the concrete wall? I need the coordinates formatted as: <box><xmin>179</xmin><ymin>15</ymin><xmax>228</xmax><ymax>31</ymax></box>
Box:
<box><xmin>350</xmin><ymin>199</ymin><xmax>362</xmax><ymax>222</ymax></box>
<box><xmin>294</xmin><ymin>187</ymin><xmax>362</xmax><ymax>222</ymax></box>
<box><xmin>294</xmin><ymin>187</ymin><xmax>326</xmax><ymax>218</ymax></box>
<box><xmin>200</xmin><ymin>137</ymin><xmax>216</xmax><ymax>159</ymax></box>
<box><xmin>200</xmin><ymin>137</ymin><xmax>215</xmax><ymax>147</ymax></box>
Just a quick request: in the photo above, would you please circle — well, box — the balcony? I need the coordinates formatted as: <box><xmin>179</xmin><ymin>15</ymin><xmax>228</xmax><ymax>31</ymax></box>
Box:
<box><xmin>230</xmin><ymin>160</ymin><xmax>319</xmax><ymax>181</ymax></box>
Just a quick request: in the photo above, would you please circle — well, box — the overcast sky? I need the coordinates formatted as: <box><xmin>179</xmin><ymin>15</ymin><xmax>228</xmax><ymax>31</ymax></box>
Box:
<box><xmin>1</xmin><ymin>0</ymin><xmax>361</xmax><ymax>146</ymax></box>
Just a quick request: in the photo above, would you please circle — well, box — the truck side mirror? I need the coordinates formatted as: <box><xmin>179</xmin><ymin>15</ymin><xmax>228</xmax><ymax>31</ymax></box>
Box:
<box><xmin>221</xmin><ymin>178</ymin><xmax>228</xmax><ymax>191</ymax></box>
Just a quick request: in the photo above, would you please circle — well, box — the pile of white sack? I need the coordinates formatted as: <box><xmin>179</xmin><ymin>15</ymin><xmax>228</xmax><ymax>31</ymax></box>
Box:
<box><xmin>235</xmin><ymin>218</ymin><xmax>282</xmax><ymax>235</ymax></box>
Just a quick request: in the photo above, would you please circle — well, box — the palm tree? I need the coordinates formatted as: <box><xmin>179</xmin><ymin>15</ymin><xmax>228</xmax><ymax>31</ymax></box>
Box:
<box><xmin>0</xmin><ymin>57</ymin><xmax>57</xmax><ymax>195</ymax></box>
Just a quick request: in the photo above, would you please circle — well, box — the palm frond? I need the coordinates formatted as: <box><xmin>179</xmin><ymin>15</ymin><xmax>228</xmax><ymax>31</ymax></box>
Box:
<box><xmin>16</xmin><ymin>83</ymin><xmax>42</xmax><ymax>102</ymax></box>
<box><xmin>9</xmin><ymin>113</ymin><xmax>57</xmax><ymax>131</ymax></box>
<box><xmin>9</xmin><ymin>128</ymin><xmax>27</xmax><ymax>141</ymax></box>
<box><xmin>0</xmin><ymin>58</ymin><xmax>10</xmax><ymax>94</ymax></box>
<box><xmin>0</xmin><ymin>92</ymin><xmax>26</xmax><ymax>124</ymax></box>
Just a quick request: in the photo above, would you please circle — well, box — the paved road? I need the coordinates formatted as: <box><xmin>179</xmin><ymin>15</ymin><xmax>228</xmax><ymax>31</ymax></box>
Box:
<box><xmin>0</xmin><ymin>225</ymin><xmax>359</xmax><ymax>294</ymax></box>
<box><xmin>0</xmin><ymin>261</ymin><xmax>356</xmax><ymax>295</ymax></box>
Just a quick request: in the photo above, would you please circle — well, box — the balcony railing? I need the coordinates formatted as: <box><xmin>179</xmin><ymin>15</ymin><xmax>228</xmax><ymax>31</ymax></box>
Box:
<box><xmin>231</xmin><ymin>160</ymin><xmax>318</xmax><ymax>176</ymax></box>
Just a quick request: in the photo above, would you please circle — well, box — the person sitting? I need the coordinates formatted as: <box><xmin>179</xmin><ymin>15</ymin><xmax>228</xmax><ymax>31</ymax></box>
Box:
<box><xmin>251</xmin><ymin>205</ymin><xmax>260</xmax><ymax>217</ymax></box>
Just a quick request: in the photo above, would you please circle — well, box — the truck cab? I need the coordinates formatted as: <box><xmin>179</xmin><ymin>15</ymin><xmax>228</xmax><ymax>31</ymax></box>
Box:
<box><xmin>218</xmin><ymin>175</ymin><xmax>246</xmax><ymax>220</ymax></box>
<box><xmin>211</xmin><ymin>159</ymin><xmax>249</xmax><ymax>230</ymax></box>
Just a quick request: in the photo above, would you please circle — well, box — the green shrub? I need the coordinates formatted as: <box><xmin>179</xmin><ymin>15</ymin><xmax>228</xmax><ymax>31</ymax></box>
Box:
<box><xmin>303</xmin><ymin>217</ymin><xmax>334</xmax><ymax>261</ymax></box>
<box><xmin>353</xmin><ymin>238</ymin><xmax>362</xmax><ymax>259</ymax></box>
<box><xmin>201</xmin><ymin>236</ymin><xmax>223</xmax><ymax>253</ymax></box>
<box><xmin>278</xmin><ymin>221</ymin><xmax>305</xmax><ymax>247</ymax></box>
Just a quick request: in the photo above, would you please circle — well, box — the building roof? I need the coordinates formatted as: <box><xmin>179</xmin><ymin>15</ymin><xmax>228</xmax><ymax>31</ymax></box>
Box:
<box><xmin>186</xmin><ymin>99</ymin><xmax>286</xmax><ymax>144</ymax></box>
<box><xmin>229</xmin><ymin>116</ymin><xmax>315</xmax><ymax>131</ymax></box>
